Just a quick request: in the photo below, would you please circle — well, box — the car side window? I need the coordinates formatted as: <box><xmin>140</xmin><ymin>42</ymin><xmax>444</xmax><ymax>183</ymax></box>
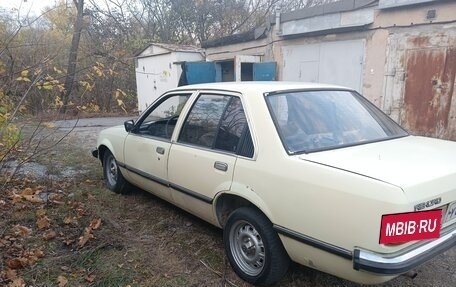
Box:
<box><xmin>214</xmin><ymin>97</ymin><xmax>247</xmax><ymax>153</ymax></box>
<box><xmin>179</xmin><ymin>94</ymin><xmax>230</xmax><ymax>148</ymax></box>
<box><xmin>179</xmin><ymin>94</ymin><xmax>254</xmax><ymax>157</ymax></box>
<box><xmin>136</xmin><ymin>94</ymin><xmax>190</xmax><ymax>139</ymax></box>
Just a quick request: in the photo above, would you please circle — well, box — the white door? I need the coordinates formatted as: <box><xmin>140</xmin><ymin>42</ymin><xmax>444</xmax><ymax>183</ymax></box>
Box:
<box><xmin>123</xmin><ymin>93</ymin><xmax>192</xmax><ymax>201</ymax></box>
<box><xmin>168</xmin><ymin>93</ymin><xmax>252</xmax><ymax>224</ymax></box>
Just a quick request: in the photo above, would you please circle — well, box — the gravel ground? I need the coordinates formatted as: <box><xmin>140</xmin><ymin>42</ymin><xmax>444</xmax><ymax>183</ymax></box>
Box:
<box><xmin>30</xmin><ymin>117</ymin><xmax>456</xmax><ymax>286</ymax></box>
<box><xmin>54</xmin><ymin>116</ymin><xmax>133</xmax><ymax>147</ymax></box>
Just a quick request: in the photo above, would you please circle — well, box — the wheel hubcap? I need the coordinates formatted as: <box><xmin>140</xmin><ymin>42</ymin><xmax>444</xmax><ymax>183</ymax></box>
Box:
<box><xmin>230</xmin><ymin>220</ymin><xmax>265</xmax><ymax>276</ymax></box>
<box><xmin>106</xmin><ymin>155</ymin><xmax>118</xmax><ymax>186</ymax></box>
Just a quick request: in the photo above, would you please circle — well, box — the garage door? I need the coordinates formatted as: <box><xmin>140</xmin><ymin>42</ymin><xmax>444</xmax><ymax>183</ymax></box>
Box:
<box><xmin>282</xmin><ymin>39</ymin><xmax>365</xmax><ymax>92</ymax></box>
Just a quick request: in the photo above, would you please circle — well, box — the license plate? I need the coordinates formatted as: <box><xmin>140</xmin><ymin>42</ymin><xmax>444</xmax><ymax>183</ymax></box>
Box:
<box><xmin>445</xmin><ymin>201</ymin><xmax>456</xmax><ymax>223</ymax></box>
<box><xmin>379</xmin><ymin>210</ymin><xmax>442</xmax><ymax>244</ymax></box>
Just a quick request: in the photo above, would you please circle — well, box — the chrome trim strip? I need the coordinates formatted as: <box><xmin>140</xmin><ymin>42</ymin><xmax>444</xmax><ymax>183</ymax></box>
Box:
<box><xmin>354</xmin><ymin>224</ymin><xmax>456</xmax><ymax>274</ymax></box>
<box><xmin>273</xmin><ymin>224</ymin><xmax>353</xmax><ymax>260</ymax></box>
<box><xmin>116</xmin><ymin>161</ymin><xmax>213</xmax><ymax>204</ymax></box>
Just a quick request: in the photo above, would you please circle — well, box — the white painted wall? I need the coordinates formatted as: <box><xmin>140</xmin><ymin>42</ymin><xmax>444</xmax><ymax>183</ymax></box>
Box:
<box><xmin>135</xmin><ymin>51</ymin><xmax>204</xmax><ymax>112</ymax></box>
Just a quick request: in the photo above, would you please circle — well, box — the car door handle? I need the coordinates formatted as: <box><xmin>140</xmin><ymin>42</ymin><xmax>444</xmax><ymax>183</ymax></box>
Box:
<box><xmin>156</xmin><ymin>147</ymin><xmax>165</xmax><ymax>155</ymax></box>
<box><xmin>214</xmin><ymin>161</ymin><xmax>228</xmax><ymax>172</ymax></box>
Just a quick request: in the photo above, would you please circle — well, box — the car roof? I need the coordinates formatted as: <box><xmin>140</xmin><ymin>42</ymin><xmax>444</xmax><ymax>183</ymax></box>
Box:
<box><xmin>170</xmin><ymin>81</ymin><xmax>354</xmax><ymax>95</ymax></box>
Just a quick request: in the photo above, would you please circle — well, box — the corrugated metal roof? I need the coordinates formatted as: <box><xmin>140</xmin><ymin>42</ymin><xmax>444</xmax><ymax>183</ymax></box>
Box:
<box><xmin>276</xmin><ymin>0</ymin><xmax>378</xmax><ymax>23</ymax></box>
<box><xmin>134</xmin><ymin>43</ymin><xmax>203</xmax><ymax>57</ymax></box>
<box><xmin>201</xmin><ymin>27</ymin><xmax>267</xmax><ymax>48</ymax></box>
<box><xmin>202</xmin><ymin>0</ymin><xmax>378</xmax><ymax>48</ymax></box>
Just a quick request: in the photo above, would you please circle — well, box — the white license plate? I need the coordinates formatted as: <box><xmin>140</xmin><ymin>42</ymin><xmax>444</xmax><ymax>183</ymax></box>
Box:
<box><xmin>445</xmin><ymin>201</ymin><xmax>456</xmax><ymax>223</ymax></box>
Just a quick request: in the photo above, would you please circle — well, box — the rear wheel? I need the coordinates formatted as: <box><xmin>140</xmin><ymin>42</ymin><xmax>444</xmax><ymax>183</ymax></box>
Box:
<box><xmin>224</xmin><ymin>207</ymin><xmax>290</xmax><ymax>286</ymax></box>
<box><xmin>103</xmin><ymin>150</ymin><xmax>130</xmax><ymax>194</ymax></box>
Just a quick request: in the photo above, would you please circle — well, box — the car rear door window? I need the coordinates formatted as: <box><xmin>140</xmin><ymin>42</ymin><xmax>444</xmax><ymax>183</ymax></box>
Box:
<box><xmin>179</xmin><ymin>94</ymin><xmax>253</xmax><ymax>157</ymax></box>
<box><xmin>214</xmin><ymin>97</ymin><xmax>247</xmax><ymax>153</ymax></box>
<box><xmin>179</xmin><ymin>94</ymin><xmax>230</xmax><ymax>148</ymax></box>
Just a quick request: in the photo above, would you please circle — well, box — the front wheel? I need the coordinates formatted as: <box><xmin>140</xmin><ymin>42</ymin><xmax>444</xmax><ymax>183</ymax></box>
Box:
<box><xmin>103</xmin><ymin>150</ymin><xmax>130</xmax><ymax>194</ymax></box>
<box><xmin>224</xmin><ymin>207</ymin><xmax>290</xmax><ymax>286</ymax></box>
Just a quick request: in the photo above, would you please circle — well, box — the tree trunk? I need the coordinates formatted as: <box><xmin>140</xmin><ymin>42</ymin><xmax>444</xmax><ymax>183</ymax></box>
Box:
<box><xmin>61</xmin><ymin>0</ymin><xmax>84</xmax><ymax>114</ymax></box>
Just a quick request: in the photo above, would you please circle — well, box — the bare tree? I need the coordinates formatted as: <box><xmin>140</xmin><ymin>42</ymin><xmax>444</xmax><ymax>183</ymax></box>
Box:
<box><xmin>61</xmin><ymin>0</ymin><xmax>85</xmax><ymax>113</ymax></box>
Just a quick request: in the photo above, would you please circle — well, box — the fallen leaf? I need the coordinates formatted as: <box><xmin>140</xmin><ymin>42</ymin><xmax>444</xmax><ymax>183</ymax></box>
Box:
<box><xmin>32</xmin><ymin>249</ymin><xmax>44</xmax><ymax>258</ymax></box>
<box><xmin>8</xmin><ymin>277</ymin><xmax>25</xmax><ymax>287</ymax></box>
<box><xmin>36</xmin><ymin>208</ymin><xmax>46</xmax><ymax>217</ymax></box>
<box><xmin>0</xmin><ymin>238</ymin><xmax>9</xmax><ymax>247</ymax></box>
<box><xmin>57</xmin><ymin>275</ymin><xmax>68</xmax><ymax>287</ymax></box>
<box><xmin>77</xmin><ymin>227</ymin><xmax>94</xmax><ymax>248</ymax></box>
<box><xmin>63</xmin><ymin>216</ymin><xmax>78</xmax><ymax>226</ymax></box>
<box><xmin>15</xmin><ymin>249</ymin><xmax>43</xmax><ymax>267</ymax></box>
<box><xmin>89</xmin><ymin>218</ymin><xmax>101</xmax><ymax>230</ymax></box>
<box><xmin>75</xmin><ymin>208</ymin><xmax>86</xmax><ymax>217</ymax></box>
<box><xmin>49</xmin><ymin>193</ymin><xmax>64</xmax><ymax>201</ymax></box>
<box><xmin>20</xmin><ymin>188</ymin><xmax>34</xmax><ymax>196</ymax></box>
<box><xmin>10</xmin><ymin>192</ymin><xmax>23</xmax><ymax>203</ymax></box>
<box><xmin>36</xmin><ymin>216</ymin><xmax>50</xmax><ymax>230</ymax></box>
<box><xmin>5</xmin><ymin>268</ymin><xmax>17</xmax><ymax>280</ymax></box>
<box><xmin>43</xmin><ymin>230</ymin><xmax>57</xmax><ymax>241</ymax></box>
<box><xmin>12</xmin><ymin>225</ymin><xmax>32</xmax><ymax>237</ymax></box>
<box><xmin>23</xmin><ymin>194</ymin><xmax>44</xmax><ymax>203</ymax></box>
<box><xmin>85</xmin><ymin>274</ymin><xmax>96</xmax><ymax>282</ymax></box>
<box><xmin>71</xmin><ymin>202</ymin><xmax>86</xmax><ymax>217</ymax></box>
<box><xmin>7</xmin><ymin>258</ymin><xmax>27</xmax><ymax>269</ymax></box>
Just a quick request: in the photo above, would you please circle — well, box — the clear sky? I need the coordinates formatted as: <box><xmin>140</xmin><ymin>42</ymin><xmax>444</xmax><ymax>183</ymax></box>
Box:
<box><xmin>0</xmin><ymin>0</ymin><xmax>59</xmax><ymax>16</ymax></box>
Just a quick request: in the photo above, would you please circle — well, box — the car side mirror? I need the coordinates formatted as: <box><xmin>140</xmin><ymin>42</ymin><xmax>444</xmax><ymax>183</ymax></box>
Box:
<box><xmin>124</xmin><ymin>120</ymin><xmax>135</xmax><ymax>132</ymax></box>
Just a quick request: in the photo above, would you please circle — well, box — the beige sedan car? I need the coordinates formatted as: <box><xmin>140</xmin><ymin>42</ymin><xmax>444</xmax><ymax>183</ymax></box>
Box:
<box><xmin>93</xmin><ymin>82</ymin><xmax>456</xmax><ymax>285</ymax></box>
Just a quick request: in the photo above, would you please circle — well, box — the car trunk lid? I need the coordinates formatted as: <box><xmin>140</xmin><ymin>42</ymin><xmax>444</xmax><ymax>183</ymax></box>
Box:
<box><xmin>298</xmin><ymin>136</ymin><xmax>456</xmax><ymax>225</ymax></box>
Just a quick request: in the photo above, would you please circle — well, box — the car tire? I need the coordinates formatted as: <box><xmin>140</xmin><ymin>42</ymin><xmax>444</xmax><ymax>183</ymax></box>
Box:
<box><xmin>224</xmin><ymin>207</ymin><xmax>290</xmax><ymax>286</ymax></box>
<box><xmin>103</xmin><ymin>150</ymin><xmax>130</xmax><ymax>194</ymax></box>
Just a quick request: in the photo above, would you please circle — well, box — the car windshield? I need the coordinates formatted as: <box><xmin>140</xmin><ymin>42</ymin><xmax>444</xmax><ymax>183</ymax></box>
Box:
<box><xmin>266</xmin><ymin>90</ymin><xmax>408</xmax><ymax>154</ymax></box>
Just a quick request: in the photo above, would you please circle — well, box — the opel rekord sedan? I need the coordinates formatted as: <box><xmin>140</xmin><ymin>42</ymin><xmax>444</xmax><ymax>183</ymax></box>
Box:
<box><xmin>93</xmin><ymin>82</ymin><xmax>456</xmax><ymax>286</ymax></box>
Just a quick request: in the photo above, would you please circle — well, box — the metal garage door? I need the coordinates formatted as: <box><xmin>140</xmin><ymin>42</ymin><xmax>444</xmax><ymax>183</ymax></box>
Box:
<box><xmin>282</xmin><ymin>39</ymin><xmax>365</xmax><ymax>92</ymax></box>
<box><xmin>402</xmin><ymin>48</ymin><xmax>456</xmax><ymax>137</ymax></box>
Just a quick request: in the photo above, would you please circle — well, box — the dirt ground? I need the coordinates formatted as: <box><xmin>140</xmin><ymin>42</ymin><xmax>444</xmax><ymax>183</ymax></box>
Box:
<box><xmin>1</xmin><ymin>117</ymin><xmax>454</xmax><ymax>287</ymax></box>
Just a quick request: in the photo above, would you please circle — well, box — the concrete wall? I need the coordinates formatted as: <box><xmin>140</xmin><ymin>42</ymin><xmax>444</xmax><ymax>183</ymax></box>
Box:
<box><xmin>203</xmin><ymin>0</ymin><xmax>456</xmax><ymax>139</ymax></box>
<box><xmin>205</xmin><ymin>38</ymin><xmax>271</xmax><ymax>62</ymax></box>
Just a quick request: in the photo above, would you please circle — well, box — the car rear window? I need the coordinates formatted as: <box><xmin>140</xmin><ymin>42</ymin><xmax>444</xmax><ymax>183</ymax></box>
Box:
<box><xmin>266</xmin><ymin>90</ymin><xmax>408</xmax><ymax>154</ymax></box>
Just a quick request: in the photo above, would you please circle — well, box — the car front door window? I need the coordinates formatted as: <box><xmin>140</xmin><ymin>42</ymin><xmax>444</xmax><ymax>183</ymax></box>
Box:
<box><xmin>137</xmin><ymin>94</ymin><xmax>190</xmax><ymax>139</ymax></box>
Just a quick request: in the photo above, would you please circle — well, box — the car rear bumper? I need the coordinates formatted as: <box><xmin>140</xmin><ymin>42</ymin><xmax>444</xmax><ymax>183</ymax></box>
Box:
<box><xmin>353</xmin><ymin>223</ymin><xmax>456</xmax><ymax>274</ymax></box>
